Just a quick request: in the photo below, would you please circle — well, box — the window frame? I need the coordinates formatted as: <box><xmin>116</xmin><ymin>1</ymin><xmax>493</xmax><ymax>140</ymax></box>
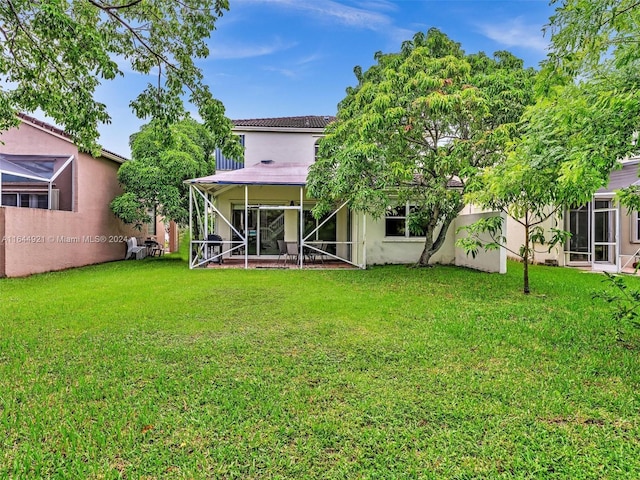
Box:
<box><xmin>1</xmin><ymin>192</ymin><xmax>48</xmax><ymax>209</ymax></box>
<box><xmin>631</xmin><ymin>210</ymin><xmax>640</xmax><ymax>243</ymax></box>
<box><xmin>384</xmin><ymin>202</ymin><xmax>426</xmax><ymax>238</ymax></box>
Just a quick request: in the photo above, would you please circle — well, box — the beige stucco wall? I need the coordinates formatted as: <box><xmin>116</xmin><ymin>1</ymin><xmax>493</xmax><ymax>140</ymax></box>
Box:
<box><xmin>0</xmin><ymin>121</ymin><xmax>137</xmax><ymax>277</ymax></box>
<box><xmin>454</xmin><ymin>212</ymin><xmax>507</xmax><ymax>273</ymax></box>
<box><xmin>504</xmin><ymin>215</ymin><xmax>565</xmax><ymax>266</ymax></box>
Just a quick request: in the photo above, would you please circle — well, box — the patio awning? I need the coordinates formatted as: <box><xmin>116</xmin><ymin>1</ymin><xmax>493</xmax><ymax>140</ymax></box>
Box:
<box><xmin>186</xmin><ymin>160</ymin><xmax>311</xmax><ymax>194</ymax></box>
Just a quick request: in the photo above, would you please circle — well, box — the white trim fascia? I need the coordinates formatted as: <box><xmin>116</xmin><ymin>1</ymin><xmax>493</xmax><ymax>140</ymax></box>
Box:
<box><xmin>101</xmin><ymin>150</ymin><xmax>128</xmax><ymax>164</ymax></box>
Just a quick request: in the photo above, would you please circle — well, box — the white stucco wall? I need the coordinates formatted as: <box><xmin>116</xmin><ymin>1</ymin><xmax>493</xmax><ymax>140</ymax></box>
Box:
<box><xmin>362</xmin><ymin>215</ymin><xmax>456</xmax><ymax>266</ymax></box>
<box><xmin>240</xmin><ymin>130</ymin><xmax>320</xmax><ymax>166</ymax></box>
<box><xmin>455</xmin><ymin>211</ymin><xmax>507</xmax><ymax>273</ymax></box>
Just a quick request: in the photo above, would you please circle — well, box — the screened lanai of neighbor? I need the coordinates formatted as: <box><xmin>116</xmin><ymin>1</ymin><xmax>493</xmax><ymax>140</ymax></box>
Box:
<box><xmin>0</xmin><ymin>153</ymin><xmax>74</xmax><ymax>210</ymax></box>
<box><xmin>186</xmin><ymin>159</ymin><xmax>364</xmax><ymax>269</ymax></box>
<box><xmin>564</xmin><ymin>158</ymin><xmax>640</xmax><ymax>273</ymax></box>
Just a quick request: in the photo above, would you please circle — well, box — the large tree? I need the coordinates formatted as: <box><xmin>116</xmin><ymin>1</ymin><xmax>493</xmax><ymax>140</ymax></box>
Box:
<box><xmin>110</xmin><ymin>117</ymin><xmax>226</xmax><ymax>227</ymax></box>
<box><xmin>457</xmin><ymin>5</ymin><xmax>640</xmax><ymax>293</ymax></box>
<box><xmin>456</xmin><ymin>84</ymin><xmax>603</xmax><ymax>295</ymax></box>
<box><xmin>0</xmin><ymin>0</ymin><xmax>237</xmax><ymax>155</ymax></box>
<box><xmin>308</xmin><ymin>28</ymin><xmax>536</xmax><ymax>266</ymax></box>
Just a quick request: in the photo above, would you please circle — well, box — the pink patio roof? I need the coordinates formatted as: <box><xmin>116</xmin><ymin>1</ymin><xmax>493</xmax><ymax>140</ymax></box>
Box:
<box><xmin>187</xmin><ymin>160</ymin><xmax>311</xmax><ymax>193</ymax></box>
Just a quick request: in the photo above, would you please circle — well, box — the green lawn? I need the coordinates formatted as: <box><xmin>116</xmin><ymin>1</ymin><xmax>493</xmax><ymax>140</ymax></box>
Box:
<box><xmin>1</xmin><ymin>257</ymin><xmax>639</xmax><ymax>479</ymax></box>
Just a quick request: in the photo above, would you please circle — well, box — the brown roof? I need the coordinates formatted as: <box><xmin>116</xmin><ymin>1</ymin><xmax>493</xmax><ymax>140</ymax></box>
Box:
<box><xmin>17</xmin><ymin>113</ymin><xmax>128</xmax><ymax>162</ymax></box>
<box><xmin>232</xmin><ymin>116</ymin><xmax>335</xmax><ymax>129</ymax></box>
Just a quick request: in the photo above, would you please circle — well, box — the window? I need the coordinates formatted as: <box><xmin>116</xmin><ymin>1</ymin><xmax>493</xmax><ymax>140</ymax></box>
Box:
<box><xmin>1</xmin><ymin>193</ymin><xmax>18</xmax><ymax>206</ymax></box>
<box><xmin>314</xmin><ymin>139</ymin><xmax>321</xmax><ymax>161</ymax></box>
<box><xmin>632</xmin><ymin>211</ymin><xmax>640</xmax><ymax>243</ymax></box>
<box><xmin>146</xmin><ymin>207</ymin><xmax>156</xmax><ymax>236</ymax></box>
<box><xmin>1</xmin><ymin>192</ymin><xmax>48</xmax><ymax>209</ymax></box>
<box><xmin>385</xmin><ymin>203</ymin><xmax>426</xmax><ymax>237</ymax></box>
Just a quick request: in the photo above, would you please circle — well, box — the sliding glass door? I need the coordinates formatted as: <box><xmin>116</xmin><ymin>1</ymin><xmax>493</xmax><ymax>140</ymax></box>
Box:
<box><xmin>232</xmin><ymin>207</ymin><xmax>284</xmax><ymax>256</ymax></box>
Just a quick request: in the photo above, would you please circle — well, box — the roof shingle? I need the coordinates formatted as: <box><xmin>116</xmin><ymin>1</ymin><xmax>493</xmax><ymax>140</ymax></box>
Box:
<box><xmin>232</xmin><ymin>115</ymin><xmax>335</xmax><ymax>129</ymax></box>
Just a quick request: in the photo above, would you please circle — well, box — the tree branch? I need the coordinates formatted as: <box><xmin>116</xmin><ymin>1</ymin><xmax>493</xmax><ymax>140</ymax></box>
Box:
<box><xmin>93</xmin><ymin>0</ymin><xmax>144</xmax><ymax>10</ymax></box>
<box><xmin>5</xmin><ymin>0</ymin><xmax>77</xmax><ymax>91</ymax></box>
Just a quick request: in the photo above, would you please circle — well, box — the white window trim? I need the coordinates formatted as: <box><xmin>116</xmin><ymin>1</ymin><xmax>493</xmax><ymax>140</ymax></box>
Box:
<box><xmin>385</xmin><ymin>202</ymin><xmax>426</xmax><ymax>238</ymax></box>
<box><xmin>631</xmin><ymin>211</ymin><xmax>640</xmax><ymax>244</ymax></box>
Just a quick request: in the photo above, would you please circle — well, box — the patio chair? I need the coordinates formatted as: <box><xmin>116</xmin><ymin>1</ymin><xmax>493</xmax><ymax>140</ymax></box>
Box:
<box><xmin>285</xmin><ymin>241</ymin><xmax>299</xmax><ymax>265</ymax></box>
<box><xmin>307</xmin><ymin>242</ymin><xmax>328</xmax><ymax>264</ymax></box>
<box><xmin>317</xmin><ymin>242</ymin><xmax>329</xmax><ymax>264</ymax></box>
<box><xmin>277</xmin><ymin>239</ymin><xmax>287</xmax><ymax>264</ymax></box>
<box><xmin>125</xmin><ymin>237</ymin><xmax>146</xmax><ymax>260</ymax></box>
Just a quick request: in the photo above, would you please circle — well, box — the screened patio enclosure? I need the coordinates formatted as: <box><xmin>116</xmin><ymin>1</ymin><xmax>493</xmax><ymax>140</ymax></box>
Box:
<box><xmin>0</xmin><ymin>153</ymin><xmax>74</xmax><ymax>210</ymax></box>
<box><xmin>186</xmin><ymin>160</ymin><xmax>365</xmax><ymax>269</ymax></box>
<box><xmin>564</xmin><ymin>160</ymin><xmax>640</xmax><ymax>273</ymax></box>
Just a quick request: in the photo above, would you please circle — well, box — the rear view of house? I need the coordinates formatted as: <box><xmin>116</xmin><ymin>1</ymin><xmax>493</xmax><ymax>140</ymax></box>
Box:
<box><xmin>0</xmin><ymin>114</ymin><xmax>147</xmax><ymax>277</ymax></box>
<box><xmin>187</xmin><ymin>115</ymin><xmax>504</xmax><ymax>272</ymax></box>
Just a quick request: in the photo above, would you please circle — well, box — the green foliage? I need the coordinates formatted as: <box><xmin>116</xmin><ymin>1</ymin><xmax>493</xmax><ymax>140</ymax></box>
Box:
<box><xmin>465</xmin><ymin>0</ymin><xmax>640</xmax><ymax>292</ymax></box>
<box><xmin>457</xmin><ymin>67</ymin><xmax>634</xmax><ymax>294</ymax></box>
<box><xmin>594</xmin><ymin>272</ymin><xmax>640</xmax><ymax>347</ymax></box>
<box><xmin>110</xmin><ymin>117</ymin><xmax>239</xmax><ymax>225</ymax></box>
<box><xmin>548</xmin><ymin>0</ymin><xmax>640</xmax><ymax>74</ymax></box>
<box><xmin>544</xmin><ymin>0</ymin><xmax>640</xmax><ymax>209</ymax></box>
<box><xmin>309</xmin><ymin>28</ymin><xmax>536</xmax><ymax>266</ymax></box>
<box><xmin>0</xmin><ymin>0</ymin><xmax>236</xmax><ymax>155</ymax></box>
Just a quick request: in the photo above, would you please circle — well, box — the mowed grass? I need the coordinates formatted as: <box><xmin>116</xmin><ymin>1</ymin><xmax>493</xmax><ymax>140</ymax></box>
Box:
<box><xmin>0</xmin><ymin>257</ymin><xmax>639</xmax><ymax>479</ymax></box>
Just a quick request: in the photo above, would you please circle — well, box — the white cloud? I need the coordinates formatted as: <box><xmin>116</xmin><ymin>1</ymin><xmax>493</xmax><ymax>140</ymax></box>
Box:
<box><xmin>262</xmin><ymin>66</ymin><xmax>298</xmax><ymax>78</ymax></box>
<box><xmin>476</xmin><ymin>17</ymin><xmax>549</xmax><ymax>53</ymax></box>
<box><xmin>237</xmin><ymin>0</ymin><xmax>400</xmax><ymax>34</ymax></box>
<box><xmin>210</xmin><ymin>38</ymin><xmax>297</xmax><ymax>60</ymax></box>
<box><xmin>296</xmin><ymin>53</ymin><xmax>323</xmax><ymax>65</ymax></box>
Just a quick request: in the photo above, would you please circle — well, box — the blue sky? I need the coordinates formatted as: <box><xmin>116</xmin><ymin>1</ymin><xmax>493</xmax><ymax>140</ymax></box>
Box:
<box><xmin>96</xmin><ymin>0</ymin><xmax>556</xmax><ymax>157</ymax></box>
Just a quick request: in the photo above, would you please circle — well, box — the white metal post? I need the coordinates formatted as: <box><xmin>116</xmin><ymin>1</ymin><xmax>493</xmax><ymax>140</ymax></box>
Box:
<box><xmin>362</xmin><ymin>212</ymin><xmax>367</xmax><ymax>268</ymax></box>
<box><xmin>204</xmin><ymin>193</ymin><xmax>209</xmax><ymax>238</ymax></box>
<box><xmin>244</xmin><ymin>185</ymin><xmax>248</xmax><ymax>269</ymax></box>
<box><xmin>189</xmin><ymin>185</ymin><xmax>193</xmax><ymax>269</ymax></box>
<box><xmin>299</xmin><ymin>187</ymin><xmax>304</xmax><ymax>267</ymax></box>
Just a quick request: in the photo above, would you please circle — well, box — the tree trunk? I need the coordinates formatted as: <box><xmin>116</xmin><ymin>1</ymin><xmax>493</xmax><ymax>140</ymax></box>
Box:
<box><xmin>523</xmin><ymin>224</ymin><xmax>530</xmax><ymax>294</ymax></box>
<box><xmin>416</xmin><ymin>215</ymin><xmax>455</xmax><ymax>267</ymax></box>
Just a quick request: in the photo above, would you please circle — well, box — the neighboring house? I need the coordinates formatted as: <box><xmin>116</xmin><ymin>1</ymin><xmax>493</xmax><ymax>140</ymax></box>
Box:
<box><xmin>505</xmin><ymin>158</ymin><xmax>640</xmax><ymax>273</ymax></box>
<box><xmin>0</xmin><ymin>114</ymin><xmax>165</xmax><ymax>277</ymax></box>
<box><xmin>187</xmin><ymin>115</ymin><xmax>504</xmax><ymax>272</ymax></box>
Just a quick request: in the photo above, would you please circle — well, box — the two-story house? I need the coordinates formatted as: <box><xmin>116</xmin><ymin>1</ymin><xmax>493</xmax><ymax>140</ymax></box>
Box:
<box><xmin>187</xmin><ymin>115</ymin><xmax>504</xmax><ymax>272</ymax></box>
